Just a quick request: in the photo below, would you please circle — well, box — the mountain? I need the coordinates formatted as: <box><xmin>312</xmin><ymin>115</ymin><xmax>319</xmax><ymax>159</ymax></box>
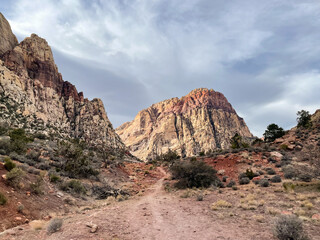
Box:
<box><xmin>116</xmin><ymin>88</ymin><xmax>252</xmax><ymax>160</ymax></box>
<box><xmin>0</xmin><ymin>13</ymin><xmax>124</xmax><ymax>150</ymax></box>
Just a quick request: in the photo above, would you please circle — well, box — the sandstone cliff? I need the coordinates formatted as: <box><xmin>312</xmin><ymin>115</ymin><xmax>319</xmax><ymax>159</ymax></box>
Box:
<box><xmin>0</xmin><ymin>14</ymin><xmax>124</xmax><ymax>149</ymax></box>
<box><xmin>116</xmin><ymin>88</ymin><xmax>253</xmax><ymax>160</ymax></box>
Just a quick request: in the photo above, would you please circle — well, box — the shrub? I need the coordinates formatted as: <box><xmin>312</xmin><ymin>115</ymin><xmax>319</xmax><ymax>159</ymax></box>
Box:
<box><xmin>246</xmin><ymin>169</ymin><xmax>255</xmax><ymax>180</ymax></box>
<box><xmin>270</xmin><ymin>175</ymin><xmax>282</xmax><ymax>183</ymax></box>
<box><xmin>259</xmin><ymin>179</ymin><xmax>270</xmax><ymax>187</ymax></box>
<box><xmin>273</xmin><ymin>215</ymin><xmax>310</xmax><ymax>240</ymax></box>
<box><xmin>0</xmin><ymin>192</ymin><xmax>7</xmax><ymax>205</ymax></box>
<box><xmin>199</xmin><ymin>151</ymin><xmax>205</xmax><ymax>156</ymax></box>
<box><xmin>47</xmin><ymin>218</ymin><xmax>63</xmax><ymax>233</ymax></box>
<box><xmin>9</xmin><ymin>128</ymin><xmax>31</xmax><ymax>154</ymax></box>
<box><xmin>239</xmin><ymin>177</ymin><xmax>250</xmax><ymax>185</ymax></box>
<box><xmin>26</xmin><ymin>150</ymin><xmax>40</xmax><ymax>161</ymax></box>
<box><xmin>227</xmin><ymin>180</ymin><xmax>236</xmax><ymax>188</ymax></box>
<box><xmin>30</xmin><ymin>177</ymin><xmax>43</xmax><ymax>195</ymax></box>
<box><xmin>211</xmin><ymin>200</ymin><xmax>232</xmax><ymax>210</ymax></box>
<box><xmin>230</xmin><ymin>133</ymin><xmax>249</xmax><ymax>149</ymax></box>
<box><xmin>6</xmin><ymin>168</ymin><xmax>25</xmax><ymax>188</ymax></box>
<box><xmin>156</xmin><ymin>149</ymin><xmax>180</xmax><ymax>163</ymax></box>
<box><xmin>283</xmin><ymin>182</ymin><xmax>295</xmax><ymax>192</ymax></box>
<box><xmin>298</xmin><ymin>174</ymin><xmax>312</xmax><ymax>182</ymax></box>
<box><xmin>4</xmin><ymin>157</ymin><xmax>16</xmax><ymax>171</ymax></box>
<box><xmin>170</xmin><ymin>160</ymin><xmax>220</xmax><ymax>189</ymax></box>
<box><xmin>49</xmin><ymin>174</ymin><xmax>61</xmax><ymax>183</ymax></box>
<box><xmin>297</xmin><ymin>110</ymin><xmax>312</xmax><ymax>129</ymax></box>
<box><xmin>196</xmin><ymin>193</ymin><xmax>204</xmax><ymax>201</ymax></box>
<box><xmin>60</xmin><ymin>180</ymin><xmax>86</xmax><ymax>195</ymax></box>
<box><xmin>263</xmin><ymin>124</ymin><xmax>285</xmax><ymax>142</ymax></box>
<box><xmin>266</xmin><ymin>168</ymin><xmax>276</xmax><ymax>175</ymax></box>
<box><xmin>283</xmin><ymin>166</ymin><xmax>297</xmax><ymax>179</ymax></box>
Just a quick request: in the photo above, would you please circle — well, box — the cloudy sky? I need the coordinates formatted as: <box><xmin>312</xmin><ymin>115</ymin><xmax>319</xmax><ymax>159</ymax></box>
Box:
<box><xmin>1</xmin><ymin>0</ymin><xmax>320</xmax><ymax>136</ymax></box>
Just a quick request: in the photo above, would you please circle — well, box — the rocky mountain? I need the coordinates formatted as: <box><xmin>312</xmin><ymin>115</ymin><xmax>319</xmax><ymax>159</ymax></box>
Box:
<box><xmin>116</xmin><ymin>88</ymin><xmax>252</xmax><ymax>160</ymax></box>
<box><xmin>0</xmin><ymin>13</ymin><xmax>124</xmax><ymax>150</ymax></box>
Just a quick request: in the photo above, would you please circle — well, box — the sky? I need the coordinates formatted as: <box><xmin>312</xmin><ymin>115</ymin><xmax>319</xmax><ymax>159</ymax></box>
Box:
<box><xmin>1</xmin><ymin>0</ymin><xmax>320</xmax><ymax>137</ymax></box>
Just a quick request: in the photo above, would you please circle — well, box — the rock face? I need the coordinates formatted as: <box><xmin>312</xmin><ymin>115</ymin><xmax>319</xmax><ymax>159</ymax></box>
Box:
<box><xmin>116</xmin><ymin>88</ymin><xmax>253</xmax><ymax>160</ymax></box>
<box><xmin>0</xmin><ymin>14</ymin><xmax>124</xmax><ymax>149</ymax></box>
<box><xmin>0</xmin><ymin>13</ymin><xmax>18</xmax><ymax>55</ymax></box>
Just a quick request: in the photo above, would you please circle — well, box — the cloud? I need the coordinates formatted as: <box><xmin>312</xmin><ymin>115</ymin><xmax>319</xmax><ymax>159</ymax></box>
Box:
<box><xmin>1</xmin><ymin>0</ymin><xmax>320</xmax><ymax>136</ymax></box>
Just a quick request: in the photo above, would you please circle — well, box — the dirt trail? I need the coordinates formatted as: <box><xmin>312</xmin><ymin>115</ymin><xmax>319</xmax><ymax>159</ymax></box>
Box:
<box><xmin>0</xmin><ymin>167</ymin><xmax>274</xmax><ymax>240</ymax></box>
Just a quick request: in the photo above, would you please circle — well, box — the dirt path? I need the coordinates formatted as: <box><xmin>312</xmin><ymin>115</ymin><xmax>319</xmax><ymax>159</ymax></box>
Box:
<box><xmin>0</xmin><ymin>167</ymin><xmax>275</xmax><ymax>240</ymax></box>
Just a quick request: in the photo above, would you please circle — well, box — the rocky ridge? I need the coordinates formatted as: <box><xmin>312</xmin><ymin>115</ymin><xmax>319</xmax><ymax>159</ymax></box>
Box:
<box><xmin>0</xmin><ymin>14</ymin><xmax>124</xmax><ymax>150</ymax></box>
<box><xmin>116</xmin><ymin>88</ymin><xmax>253</xmax><ymax>160</ymax></box>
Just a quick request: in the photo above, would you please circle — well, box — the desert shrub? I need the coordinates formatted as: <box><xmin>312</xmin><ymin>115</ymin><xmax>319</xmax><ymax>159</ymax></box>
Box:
<box><xmin>222</xmin><ymin>176</ymin><xmax>228</xmax><ymax>182</ymax></box>
<box><xmin>263</xmin><ymin>124</ymin><xmax>285</xmax><ymax>142</ymax></box>
<box><xmin>266</xmin><ymin>168</ymin><xmax>276</xmax><ymax>175</ymax></box>
<box><xmin>298</xmin><ymin>174</ymin><xmax>312</xmax><ymax>182</ymax></box>
<box><xmin>155</xmin><ymin>149</ymin><xmax>180</xmax><ymax>163</ymax></box>
<box><xmin>246</xmin><ymin>169</ymin><xmax>255</xmax><ymax>180</ymax></box>
<box><xmin>30</xmin><ymin>176</ymin><xmax>43</xmax><ymax>195</ymax></box>
<box><xmin>60</xmin><ymin>180</ymin><xmax>86</xmax><ymax>195</ymax></box>
<box><xmin>199</xmin><ymin>151</ymin><xmax>205</xmax><ymax>156</ymax></box>
<box><xmin>58</xmin><ymin>141</ymin><xmax>99</xmax><ymax>178</ymax></box>
<box><xmin>33</xmin><ymin>133</ymin><xmax>47</xmax><ymax>140</ymax></box>
<box><xmin>239</xmin><ymin>177</ymin><xmax>250</xmax><ymax>185</ymax></box>
<box><xmin>0</xmin><ymin>192</ymin><xmax>7</xmax><ymax>205</ymax></box>
<box><xmin>297</xmin><ymin>110</ymin><xmax>312</xmax><ymax>129</ymax></box>
<box><xmin>26</xmin><ymin>150</ymin><xmax>40</xmax><ymax>161</ymax></box>
<box><xmin>170</xmin><ymin>160</ymin><xmax>219</xmax><ymax>189</ymax></box>
<box><xmin>17</xmin><ymin>204</ymin><xmax>24</xmax><ymax>213</ymax></box>
<box><xmin>280</xmin><ymin>144</ymin><xmax>288</xmax><ymax>150</ymax></box>
<box><xmin>0</xmin><ymin>122</ymin><xmax>9</xmax><ymax>135</ymax></box>
<box><xmin>9</xmin><ymin>128</ymin><xmax>31</xmax><ymax>154</ymax></box>
<box><xmin>273</xmin><ymin>215</ymin><xmax>310</xmax><ymax>240</ymax></box>
<box><xmin>227</xmin><ymin>180</ymin><xmax>236</xmax><ymax>188</ymax></box>
<box><xmin>259</xmin><ymin>179</ymin><xmax>270</xmax><ymax>187</ymax></box>
<box><xmin>47</xmin><ymin>218</ymin><xmax>63</xmax><ymax>233</ymax></box>
<box><xmin>196</xmin><ymin>193</ymin><xmax>204</xmax><ymax>201</ymax></box>
<box><xmin>283</xmin><ymin>166</ymin><xmax>297</xmax><ymax>179</ymax></box>
<box><xmin>270</xmin><ymin>175</ymin><xmax>282</xmax><ymax>183</ymax></box>
<box><xmin>0</xmin><ymin>139</ymin><xmax>10</xmax><ymax>154</ymax></box>
<box><xmin>49</xmin><ymin>174</ymin><xmax>61</xmax><ymax>183</ymax></box>
<box><xmin>6</xmin><ymin>168</ymin><xmax>25</xmax><ymax>188</ymax></box>
<box><xmin>4</xmin><ymin>157</ymin><xmax>16</xmax><ymax>171</ymax></box>
<box><xmin>230</xmin><ymin>133</ymin><xmax>249</xmax><ymax>149</ymax></box>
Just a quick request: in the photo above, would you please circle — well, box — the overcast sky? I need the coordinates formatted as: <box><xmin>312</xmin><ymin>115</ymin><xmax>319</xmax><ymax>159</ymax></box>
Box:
<box><xmin>1</xmin><ymin>0</ymin><xmax>320</xmax><ymax>137</ymax></box>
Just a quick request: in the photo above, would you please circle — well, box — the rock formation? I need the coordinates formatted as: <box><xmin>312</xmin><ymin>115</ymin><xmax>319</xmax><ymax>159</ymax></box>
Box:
<box><xmin>116</xmin><ymin>88</ymin><xmax>253</xmax><ymax>160</ymax></box>
<box><xmin>0</xmin><ymin>13</ymin><xmax>124</xmax><ymax>149</ymax></box>
<box><xmin>0</xmin><ymin>13</ymin><xmax>18</xmax><ymax>55</ymax></box>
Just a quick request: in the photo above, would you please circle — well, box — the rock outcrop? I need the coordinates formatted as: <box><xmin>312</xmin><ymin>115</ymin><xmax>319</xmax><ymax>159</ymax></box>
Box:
<box><xmin>116</xmin><ymin>88</ymin><xmax>253</xmax><ymax>160</ymax></box>
<box><xmin>0</xmin><ymin>14</ymin><xmax>124</xmax><ymax>149</ymax></box>
<box><xmin>0</xmin><ymin>13</ymin><xmax>18</xmax><ymax>55</ymax></box>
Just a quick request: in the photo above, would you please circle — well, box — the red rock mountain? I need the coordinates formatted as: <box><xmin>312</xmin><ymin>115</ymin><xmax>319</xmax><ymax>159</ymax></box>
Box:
<box><xmin>0</xmin><ymin>13</ymin><xmax>124</xmax><ymax>150</ymax></box>
<box><xmin>116</xmin><ymin>88</ymin><xmax>253</xmax><ymax>160</ymax></box>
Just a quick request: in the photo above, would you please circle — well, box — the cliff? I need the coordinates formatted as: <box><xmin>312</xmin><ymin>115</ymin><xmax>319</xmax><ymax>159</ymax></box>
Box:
<box><xmin>116</xmin><ymin>88</ymin><xmax>253</xmax><ymax>160</ymax></box>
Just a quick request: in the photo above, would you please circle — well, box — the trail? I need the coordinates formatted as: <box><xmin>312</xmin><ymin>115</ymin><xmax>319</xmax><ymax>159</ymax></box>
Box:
<box><xmin>0</xmin><ymin>167</ymin><xmax>274</xmax><ymax>240</ymax></box>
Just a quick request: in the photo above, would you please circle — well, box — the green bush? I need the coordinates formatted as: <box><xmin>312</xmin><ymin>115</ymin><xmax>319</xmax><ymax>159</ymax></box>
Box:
<box><xmin>297</xmin><ymin>110</ymin><xmax>312</xmax><ymax>128</ymax></box>
<box><xmin>270</xmin><ymin>175</ymin><xmax>282</xmax><ymax>183</ymax></box>
<box><xmin>6</xmin><ymin>168</ymin><xmax>25</xmax><ymax>188</ymax></box>
<box><xmin>259</xmin><ymin>179</ymin><xmax>270</xmax><ymax>187</ymax></box>
<box><xmin>0</xmin><ymin>192</ymin><xmax>7</xmax><ymax>205</ymax></box>
<box><xmin>273</xmin><ymin>215</ymin><xmax>310</xmax><ymax>240</ymax></box>
<box><xmin>60</xmin><ymin>180</ymin><xmax>86</xmax><ymax>195</ymax></box>
<box><xmin>9</xmin><ymin>128</ymin><xmax>31</xmax><ymax>154</ymax></box>
<box><xmin>49</xmin><ymin>174</ymin><xmax>61</xmax><ymax>183</ymax></box>
<box><xmin>30</xmin><ymin>177</ymin><xmax>43</xmax><ymax>195</ymax></box>
<box><xmin>245</xmin><ymin>169</ymin><xmax>255</xmax><ymax>180</ymax></box>
<box><xmin>263</xmin><ymin>124</ymin><xmax>285</xmax><ymax>142</ymax></box>
<box><xmin>4</xmin><ymin>157</ymin><xmax>16</xmax><ymax>171</ymax></box>
<box><xmin>230</xmin><ymin>133</ymin><xmax>249</xmax><ymax>149</ymax></box>
<box><xmin>239</xmin><ymin>177</ymin><xmax>250</xmax><ymax>185</ymax></box>
<box><xmin>170</xmin><ymin>160</ymin><xmax>219</xmax><ymax>189</ymax></box>
<box><xmin>155</xmin><ymin>149</ymin><xmax>180</xmax><ymax>163</ymax></box>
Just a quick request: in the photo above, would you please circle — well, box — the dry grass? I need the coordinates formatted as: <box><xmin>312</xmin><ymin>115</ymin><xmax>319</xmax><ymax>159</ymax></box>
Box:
<box><xmin>211</xmin><ymin>200</ymin><xmax>233</xmax><ymax>210</ymax></box>
<box><xmin>300</xmin><ymin>200</ymin><xmax>313</xmax><ymax>210</ymax></box>
<box><xmin>29</xmin><ymin>220</ymin><xmax>46</xmax><ymax>230</ymax></box>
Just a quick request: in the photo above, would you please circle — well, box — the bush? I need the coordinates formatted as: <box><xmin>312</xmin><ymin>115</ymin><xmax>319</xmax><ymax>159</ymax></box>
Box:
<box><xmin>155</xmin><ymin>149</ymin><xmax>180</xmax><ymax>163</ymax></box>
<box><xmin>270</xmin><ymin>175</ymin><xmax>282</xmax><ymax>183</ymax></box>
<box><xmin>170</xmin><ymin>160</ymin><xmax>220</xmax><ymax>188</ymax></box>
<box><xmin>47</xmin><ymin>218</ymin><xmax>63</xmax><ymax>233</ymax></box>
<box><xmin>259</xmin><ymin>179</ymin><xmax>270</xmax><ymax>187</ymax></box>
<box><xmin>239</xmin><ymin>177</ymin><xmax>250</xmax><ymax>185</ymax></box>
<box><xmin>283</xmin><ymin>166</ymin><xmax>297</xmax><ymax>179</ymax></box>
<box><xmin>9</xmin><ymin>128</ymin><xmax>31</xmax><ymax>154</ymax></box>
<box><xmin>6</xmin><ymin>168</ymin><xmax>25</xmax><ymax>188</ymax></box>
<box><xmin>298</xmin><ymin>174</ymin><xmax>312</xmax><ymax>182</ymax></box>
<box><xmin>266</xmin><ymin>168</ymin><xmax>276</xmax><ymax>175</ymax></box>
<box><xmin>245</xmin><ymin>169</ymin><xmax>255</xmax><ymax>180</ymax></box>
<box><xmin>273</xmin><ymin>215</ymin><xmax>310</xmax><ymax>240</ymax></box>
<box><xmin>230</xmin><ymin>133</ymin><xmax>249</xmax><ymax>149</ymax></box>
<box><xmin>30</xmin><ymin>177</ymin><xmax>43</xmax><ymax>195</ymax></box>
<box><xmin>227</xmin><ymin>180</ymin><xmax>236</xmax><ymax>188</ymax></box>
<box><xmin>263</xmin><ymin>124</ymin><xmax>285</xmax><ymax>142</ymax></box>
<box><xmin>4</xmin><ymin>157</ymin><xmax>16</xmax><ymax>171</ymax></box>
<box><xmin>49</xmin><ymin>174</ymin><xmax>61</xmax><ymax>183</ymax></box>
<box><xmin>0</xmin><ymin>192</ymin><xmax>7</xmax><ymax>205</ymax></box>
<box><xmin>60</xmin><ymin>180</ymin><xmax>86</xmax><ymax>195</ymax></box>
<box><xmin>297</xmin><ymin>110</ymin><xmax>312</xmax><ymax>129</ymax></box>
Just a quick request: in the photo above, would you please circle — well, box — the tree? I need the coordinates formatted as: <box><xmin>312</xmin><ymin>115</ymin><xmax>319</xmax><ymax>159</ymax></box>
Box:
<box><xmin>297</xmin><ymin>110</ymin><xmax>312</xmax><ymax>128</ymax></box>
<box><xmin>230</xmin><ymin>133</ymin><xmax>249</xmax><ymax>149</ymax></box>
<box><xmin>263</xmin><ymin>124</ymin><xmax>285</xmax><ymax>142</ymax></box>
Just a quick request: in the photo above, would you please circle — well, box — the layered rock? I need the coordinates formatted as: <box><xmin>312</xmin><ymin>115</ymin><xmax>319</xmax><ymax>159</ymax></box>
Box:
<box><xmin>0</xmin><ymin>13</ymin><xmax>18</xmax><ymax>55</ymax></box>
<box><xmin>0</xmin><ymin>14</ymin><xmax>124</xmax><ymax>149</ymax></box>
<box><xmin>116</xmin><ymin>88</ymin><xmax>253</xmax><ymax>160</ymax></box>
